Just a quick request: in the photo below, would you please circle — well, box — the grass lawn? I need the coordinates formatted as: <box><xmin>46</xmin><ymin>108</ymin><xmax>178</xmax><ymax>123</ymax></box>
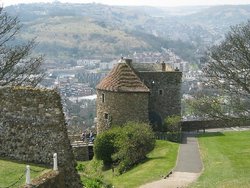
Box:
<box><xmin>79</xmin><ymin>140</ymin><xmax>179</xmax><ymax>188</ymax></box>
<box><xmin>0</xmin><ymin>159</ymin><xmax>49</xmax><ymax>188</ymax></box>
<box><xmin>191</xmin><ymin>131</ymin><xmax>250</xmax><ymax>188</ymax></box>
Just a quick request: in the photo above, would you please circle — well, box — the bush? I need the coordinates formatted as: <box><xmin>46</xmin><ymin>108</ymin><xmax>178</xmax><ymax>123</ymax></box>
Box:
<box><xmin>84</xmin><ymin>178</ymin><xmax>102</xmax><ymax>188</ymax></box>
<box><xmin>113</xmin><ymin>122</ymin><xmax>155</xmax><ymax>173</ymax></box>
<box><xmin>82</xmin><ymin>177</ymin><xmax>113</xmax><ymax>188</ymax></box>
<box><xmin>94</xmin><ymin>128</ymin><xmax>120</xmax><ymax>166</ymax></box>
<box><xmin>162</xmin><ymin>115</ymin><xmax>182</xmax><ymax>142</ymax></box>
<box><xmin>76</xmin><ymin>163</ymin><xmax>85</xmax><ymax>172</ymax></box>
<box><xmin>164</xmin><ymin>115</ymin><xmax>181</xmax><ymax>133</ymax></box>
<box><xmin>94</xmin><ymin>122</ymin><xmax>155</xmax><ymax>174</ymax></box>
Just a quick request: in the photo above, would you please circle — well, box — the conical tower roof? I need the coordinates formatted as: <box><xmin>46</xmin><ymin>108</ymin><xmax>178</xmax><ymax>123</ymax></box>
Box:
<box><xmin>96</xmin><ymin>63</ymin><xmax>149</xmax><ymax>92</ymax></box>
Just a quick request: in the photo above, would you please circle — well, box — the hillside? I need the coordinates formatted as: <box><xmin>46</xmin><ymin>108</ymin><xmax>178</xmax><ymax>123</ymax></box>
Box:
<box><xmin>5</xmin><ymin>3</ymin><xmax>250</xmax><ymax>62</ymax></box>
<box><xmin>20</xmin><ymin>16</ymin><xmax>150</xmax><ymax>59</ymax></box>
<box><xmin>6</xmin><ymin>3</ymin><xmax>154</xmax><ymax>60</ymax></box>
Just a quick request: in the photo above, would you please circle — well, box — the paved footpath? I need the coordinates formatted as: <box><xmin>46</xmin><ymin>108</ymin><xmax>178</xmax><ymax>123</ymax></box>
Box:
<box><xmin>140</xmin><ymin>132</ymin><xmax>202</xmax><ymax>188</ymax></box>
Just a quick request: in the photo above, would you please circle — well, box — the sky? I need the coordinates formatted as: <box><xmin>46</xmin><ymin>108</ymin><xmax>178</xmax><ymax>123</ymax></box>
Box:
<box><xmin>1</xmin><ymin>0</ymin><xmax>250</xmax><ymax>7</ymax></box>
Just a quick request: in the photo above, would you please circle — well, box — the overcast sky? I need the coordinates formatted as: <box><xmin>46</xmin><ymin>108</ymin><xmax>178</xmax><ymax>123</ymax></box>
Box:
<box><xmin>2</xmin><ymin>0</ymin><xmax>250</xmax><ymax>7</ymax></box>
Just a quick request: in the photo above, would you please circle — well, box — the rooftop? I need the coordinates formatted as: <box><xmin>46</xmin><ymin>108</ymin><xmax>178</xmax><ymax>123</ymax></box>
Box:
<box><xmin>96</xmin><ymin>63</ymin><xmax>149</xmax><ymax>93</ymax></box>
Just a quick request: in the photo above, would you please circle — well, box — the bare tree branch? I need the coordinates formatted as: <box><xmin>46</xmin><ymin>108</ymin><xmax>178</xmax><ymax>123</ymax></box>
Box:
<box><xmin>0</xmin><ymin>9</ymin><xmax>44</xmax><ymax>87</ymax></box>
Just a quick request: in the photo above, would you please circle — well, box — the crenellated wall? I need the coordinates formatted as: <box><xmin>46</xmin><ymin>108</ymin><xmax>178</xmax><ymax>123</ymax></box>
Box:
<box><xmin>0</xmin><ymin>87</ymin><xmax>82</xmax><ymax>188</ymax></box>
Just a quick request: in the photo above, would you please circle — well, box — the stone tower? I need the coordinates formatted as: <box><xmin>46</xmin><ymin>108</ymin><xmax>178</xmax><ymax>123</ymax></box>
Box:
<box><xmin>130</xmin><ymin>61</ymin><xmax>182</xmax><ymax>129</ymax></box>
<box><xmin>96</xmin><ymin>60</ymin><xmax>150</xmax><ymax>133</ymax></box>
<box><xmin>96</xmin><ymin>59</ymin><xmax>182</xmax><ymax>133</ymax></box>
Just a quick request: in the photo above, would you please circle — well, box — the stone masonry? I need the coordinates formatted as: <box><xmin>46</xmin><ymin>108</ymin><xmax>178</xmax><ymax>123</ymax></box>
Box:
<box><xmin>0</xmin><ymin>87</ymin><xmax>82</xmax><ymax>188</ymax></box>
<box><xmin>138</xmin><ymin>71</ymin><xmax>182</xmax><ymax>126</ymax></box>
<box><xmin>96</xmin><ymin>90</ymin><xmax>149</xmax><ymax>133</ymax></box>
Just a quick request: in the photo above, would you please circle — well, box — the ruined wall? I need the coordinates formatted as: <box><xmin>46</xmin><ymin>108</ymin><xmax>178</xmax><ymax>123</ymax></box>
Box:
<box><xmin>138</xmin><ymin>71</ymin><xmax>182</xmax><ymax>125</ymax></box>
<box><xmin>96</xmin><ymin>90</ymin><xmax>149</xmax><ymax>133</ymax></box>
<box><xmin>0</xmin><ymin>87</ymin><xmax>82</xmax><ymax>188</ymax></box>
<box><xmin>23</xmin><ymin>170</ymin><xmax>64</xmax><ymax>188</ymax></box>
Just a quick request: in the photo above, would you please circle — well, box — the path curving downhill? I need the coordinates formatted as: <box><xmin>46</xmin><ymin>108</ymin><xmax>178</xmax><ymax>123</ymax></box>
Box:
<box><xmin>140</xmin><ymin>132</ymin><xmax>203</xmax><ymax>188</ymax></box>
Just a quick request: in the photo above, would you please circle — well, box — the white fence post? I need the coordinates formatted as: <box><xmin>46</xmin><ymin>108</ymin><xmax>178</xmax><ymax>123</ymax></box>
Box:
<box><xmin>26</xmin><ymin>165</ymin><xmax>31</xmax><ymax>185</ymax></box>
<box><xmin>53</xmin><ymin>153</ymin><xmax>58</xmax><ymax>171</ymax></box>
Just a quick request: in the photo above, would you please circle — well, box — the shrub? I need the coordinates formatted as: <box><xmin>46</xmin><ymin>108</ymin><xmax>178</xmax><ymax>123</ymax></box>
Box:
<box><xmin>94</xmin><ymin>122</ymin><xmax>155</xmax><ymax>174</ymax></box>
<box><xmin>163</xmin><ymin>115</ymin><xmax>182</xmax><ymax>142</ymax></box>
<box><xmin>76</xmin><ymin>163</ymin><xmax>85</xmax><ymax>172</ymax></box>
<box><xmin>113</xmin><ymin>122</ymin><xmax>155</xmax><ymax>173</ymax></box>
<box><xmin>83</xmin><ymin>178</ymin><xmax>102</xmax><ymax>188</ymax></box>
<box><xmin>164</xmin><ymin>115</ymin><xmax>181</xmax><ymax>133</ymax></box>
<box><xmin>80</xmin><ymin>160</ymin><xmax>114</xmax><ymax>188</ymax></box>
<box><xmin>82</xmin><ymin>176</ymin><xmax>113</xmax><ymax>188</ymax></box>
<box><xmin>94</xmin><ymin>128</ymin><xmax>120</xmax><ymax>166</ymax></box>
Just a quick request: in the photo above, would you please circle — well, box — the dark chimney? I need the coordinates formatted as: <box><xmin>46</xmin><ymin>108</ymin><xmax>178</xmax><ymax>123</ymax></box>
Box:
<box><xmin>125</xmin><ymin>58</ymin><xmax>132</xmax><ymax>66</ymax></box>
<box><xmin>161</xmin><ymin>61</ymin><xmax>166</xmax><ymax>72</ymax></box>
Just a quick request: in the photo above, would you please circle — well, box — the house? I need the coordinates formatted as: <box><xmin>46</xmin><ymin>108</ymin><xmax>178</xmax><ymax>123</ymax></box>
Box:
<box><xmin>96</xmin><ymin>58</ymin><xmax>182</xmax><ymax>133</ymax></box>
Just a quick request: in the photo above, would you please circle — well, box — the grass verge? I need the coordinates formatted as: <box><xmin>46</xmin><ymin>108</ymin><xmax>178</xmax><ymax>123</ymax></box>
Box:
<box><xmin>0</xmin><ymin>158</ymin><xmax>49</xmax><ymax>188</ymax></box>
<box><xmin>78</xmin><ymin>140</ymin><xmax>179</xmax><ymax>188</ymax></box>
<box><xmin>191</xmin><ymin>131</ymin><xmax>250</xmax><ymax>188</ymax></box>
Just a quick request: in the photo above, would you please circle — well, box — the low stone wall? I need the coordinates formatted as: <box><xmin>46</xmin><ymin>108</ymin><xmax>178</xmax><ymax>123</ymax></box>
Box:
<box><xmin>68</xmin><ymin>134</ymin><xmax>82</xmax><ymax>143</ymax></box>
<box><xmin>72</xmin><ymin>144</ymin><xmax>89</xmax><ymax>161</ymax></box>
<box><xmin>181</xmin><ymin>119</ymin><xmax>250</xmax><ymax>131</ymax></box>
<box><xmin>0</xmin><ymin>87</ymin><xmax>82</xmax><ymax>188</ymax></box>
<box><xmin>23</xmin><ymin>170</ymin><xmax>64</xmax><ymax>188</ymax></box>
<box><xmin>71</xmin><ymin>143</ymin><xmax>95</xmax><ymax>161</ymax></box>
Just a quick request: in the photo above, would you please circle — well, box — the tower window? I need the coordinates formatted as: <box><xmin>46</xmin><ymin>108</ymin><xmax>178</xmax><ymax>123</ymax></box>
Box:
<box><xmin>159</xmin><ymin>89</ymin><xmax>163</xmax><ymax>95</ymax></box>
<box><xmin>104</xmin><ymin>113</ymin><xmax>109</xmax><ymax>120</ymax></box>
<box><xmin>102</xmin><ymin>93</ymin><xmax>105</xmax><ymax>103</ymax></box>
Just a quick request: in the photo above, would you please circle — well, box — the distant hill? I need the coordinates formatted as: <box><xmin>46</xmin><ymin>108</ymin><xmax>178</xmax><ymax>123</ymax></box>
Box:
<box><xmin>5</xmin><ymin>3</ymin><xmax>250</xmax><ymax>62</ymax></box>
<box><xmin>183</xmin><ymin>5</ymin><xmax>250</xmax><ymax>26</ymax></box>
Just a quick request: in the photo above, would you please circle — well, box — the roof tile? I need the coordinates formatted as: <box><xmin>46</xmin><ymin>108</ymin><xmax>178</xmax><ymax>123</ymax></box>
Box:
<box><xmin>96</xmin><ymin>63</ymin><xmax>149</xmax><ymax>92</ymax></box>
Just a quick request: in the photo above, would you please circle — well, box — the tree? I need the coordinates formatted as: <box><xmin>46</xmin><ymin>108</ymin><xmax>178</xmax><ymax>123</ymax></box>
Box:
<box><xmin>0</xmin><ymin>9</ymin><xmax>44</xmax><ymax>87</ymax></box>
<box><xmin>190</xmin><ymin>20</ymin><xmax>250</xmax><ymax>122</ymax></box>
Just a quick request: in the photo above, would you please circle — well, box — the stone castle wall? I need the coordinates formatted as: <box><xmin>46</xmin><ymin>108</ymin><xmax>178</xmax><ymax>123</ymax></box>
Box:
<box><xmin>96</xmin><ymin>90</ymin><xmax>149</xmax><ymax>133</ymax></box>
<box><xmin>0</xmin><ymin>87</ymin><xmax>82</xmax><ymax>188</ymax></box>
<box><xmin>139</xmin><ymin>71</ymin><xmax>182</xmax><ymax>125</ymax></box>
<box><xmin>181</xmin><ymin>119</ymin><xmax>250</xmax><ymax>131</ymax></box>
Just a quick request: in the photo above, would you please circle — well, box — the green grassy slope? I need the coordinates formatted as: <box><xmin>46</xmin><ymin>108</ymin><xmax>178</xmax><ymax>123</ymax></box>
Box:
<box><xmin>0</xmin><ymin>159</ymin><xmax>49</xmax><ymax>187</ymax></box>
<box><xmin>79</xmin><ymin>140</ymin><xmax>179</xmax><ymax>188</ymax></box>
<box><xmin>191</xmin><ymin>131</ymin><xmax>250</xmax><ymax>188</ymax></box>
